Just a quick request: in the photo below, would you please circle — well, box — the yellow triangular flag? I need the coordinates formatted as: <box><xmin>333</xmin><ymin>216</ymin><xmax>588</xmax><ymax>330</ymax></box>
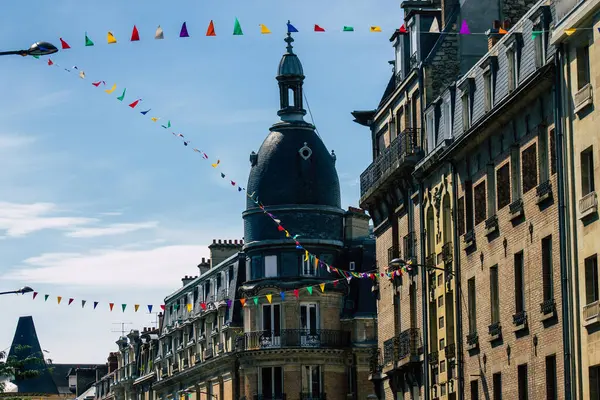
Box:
<box><xmin>105</xmin><ymin>83</ymin><xmax>117</xmax><ymax>94</ymax></box>
<box><xmin>57</xmin><ymin>296</ymin><xmax>62</xmax><ymax>304</ymax></box>
<box><xmin>319</xmin><ymin>283</ymin><xmax>325</xmax><ymax>293</ymax></box>
<box><xmin>370</xmin><ymin>26</ymin><xmax>382</xmax><ymax>32</ymax></box>
<box><xmin>151</xmin><ymin>117</ymin><xmax>159</xmax><ymax>122</ymax></box>
<box><xmin>565</xmin><ymin>28</ymin><xmax>576</xmax><ymax>35</ymax></box>
<box><xmin>107</xmin><ymin>32</ymin><xmax>117</xmax><ymax>44</ymax></box>
<box><xmin>266</xmin><ymin>294</ymin><xmax>272</xmax><ymax>303</ymax></box>
<box><xmin>134</xmin><ymin>304</ymin><xmax>140</xmax><ymax>312</ymax></box>
<box><xmin>429</xmin><ymin>18</ymin><xmax>440</xmax><ymax>33</ymax></box>
<box><xmin>187</xmin><ymin>303</ymin><xmax>192</xmax><ymax>312</ymax></box>
<box><xmin>304</xmin><ymin>250</ymin><xmax>309</xmax><ymax>262</ymax></box>
<box><xmin>260</xmin><ymin>24</ymin><xmax>271</xmax><ymax>34</ymax></box>
<box><xmin>211</xmin><ymin>160</ymin><xmax>220</xmax><ymax>168</ymax></box>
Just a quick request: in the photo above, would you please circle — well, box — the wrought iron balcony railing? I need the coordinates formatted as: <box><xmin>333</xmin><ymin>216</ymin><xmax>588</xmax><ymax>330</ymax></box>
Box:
<box><xmin>360</xmin><ymin>128</ymin><xmax>422</xmax><ymax>198</ymax></box>
<box><xmin>428</xmin><ymin>351</ymin><xmax>439</xmax><ymax>365</ymax></box>
<box><xmin>383</xmin><ymin>337</ymin><xmax>396</xmax><ymax>366</ymax></box>
<box><xmin>397</xmin><ymin>328</ymin><xmax>421</xmax><ymax>360</ymax></box>
<box><xmin>540</xmin><ymin>299</ymin><xmax>556</xmax><ymax>315</ymax></box>
<box><xmin>442</xmin><ymin>242</ymin><xmax>452</xmax><ymax>263</ymax></box>
<box><xmin>509</xmin><ymin>198</ymin><xmax>524</xmax><ymax>216</ymax></box>
<box><xmin>242</xmin><ymin>329</ymin><xmax>351</xmax><ymax>351</ymax></box>
<box><xmin>445</xmin><ymin>342</ymin><xmax>456</xmax><ymax>358</ymax></box>
<box><xmin>513</xmin><ymin>311</ymin><xmax>527</xmax><ymax>326</ymax></box>
<box><xmin>403</xmin><ymin>232</ymin><xmax>417</xmax><ymax>262</ymax></box>
<box><xmin>536</xmin><ymin>180</ymin><xmax>553</xmax><ymax>199</ymax></box>
<box><xmin>466</xmin><ymin>332</ymin><xmax>478</xmax><ymax>347</ymax></box>
<box><xmin>253</xmin><ymin>395</ymin><xmax>287</xmax><ymax>400</ymax></box>
<box><xmin>300</xmin><ymin>393</ymin><xmax>327</xmax><ymax>400</ymax></box>
<box><xmin>369</xmin><ymin>348</ymin><xmax>383</xmax><ymax>375</ymax></box>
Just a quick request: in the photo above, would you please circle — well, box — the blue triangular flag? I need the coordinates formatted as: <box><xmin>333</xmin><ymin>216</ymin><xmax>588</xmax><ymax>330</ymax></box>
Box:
<box><xmin>148</xmin><ymin>304</ymin><xmax>153</xmax><ymax>313</ymax></box>
<box><xmin>287</xmin><ymin>21</ymin><xmax>298</xmax><ymax>33</ymax></box>
<box><xmin>280</xmin><ymin>292</ymin><xmax>285</xmax><ymax>300</ymax></box>
<box><xmin>141</xmin><ymin>109</ymin><xmax>151</xmax><ymax>115</ymax></box>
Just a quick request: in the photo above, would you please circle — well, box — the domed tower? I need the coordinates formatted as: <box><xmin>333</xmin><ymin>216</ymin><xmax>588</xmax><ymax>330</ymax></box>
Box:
<box><xmin>242</xmin><ymin>31</ymin><xmax>344</xmax><ymax>276</ymax></box>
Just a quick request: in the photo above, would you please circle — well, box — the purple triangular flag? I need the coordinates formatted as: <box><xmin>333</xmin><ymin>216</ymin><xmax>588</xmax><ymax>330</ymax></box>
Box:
<box><xmin>226</xmin><ymin>299</ymin><xmax>232</xmax><ymax>308</ymax></box>
<box><xmin>459</xmin><ymin>20</ymin><xmax>470</xmax><ymax>35</ymax></box>
<box><xmin>180</xmin><ymin>22</ymin><xmax>190</xmax><ymax>38</ymax></box>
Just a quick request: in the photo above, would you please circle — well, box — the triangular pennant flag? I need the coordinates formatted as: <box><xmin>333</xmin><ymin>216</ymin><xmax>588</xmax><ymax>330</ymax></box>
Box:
<box><xmin>131</xmin><ymin>25</ymin><xmax>140</xmax><ymax>41</ymax></box>
<box><xmin>85</xmin><ymin>33</ymin><xmax>94</xmax><ymax>46</ymax></box>
<box><xmin>57</xmin><ymin>296</ymin><xmax>62</xmax><ymax>304</ymax></box>
<box><xmin>320</xmin><ymin>283</ymin><xmax>326</xmax><ymax>293</ymax></box>
<box><xmin>79</xmin><ymin>71</ymin><xmax>85</xmax><ymax>79</ymax></box>
<box><xmin>226</xmin><ymin>299</ymin><xmax>232</xmax><ymax>308</ymax></box>
<box><xmin>187</xmin><ymin>303</ymin><xmax>192</xmax><ymax>312</ymax></box>
<box><xmin>287</xmin><ymin>21</ymin><xmax>298</xmax><ymax>33</ymax></box>
<box><xmin>141</xmin><ymin>109</ymin><xmax>151</xmax><ymax>115</ymax></box>
<box><xmin>180</xmin><ymin>22</ymin><xmax>190</xmax><ymax>37</ymax></box>
<box><xmin>343</xmin><ymin>26</ymin><xmax>354</xmax><ymax>32</ymax></box>
<box><xmin>370</xmin><ymin>26</ymin><xmax>382</xmax><ymax>32</ymax></box>
<box><xmin>155</xmin><ymin>26</ymin><xmax>164</xmax><ymax>40</ymax></box>
<box><xmin>94</xmin><ymin>301</ymin><xmax>99</xmax><ymax>309</ymax></box>
<box><xmin>253</xmin><ymin>297</ymin><xmax>258</xmax><ymax>305</ymax></box>
<box><xmin>239</xmin><ymin>187</ymin><xmax>243</xmax><ymax>192</ymax></box>
<box><xmin>565</xmin><ymin>28</ymin><xmax>576</xmax><ymax>36</ymax></box>
<box><xmin>82</xmin><ymin>300</ymin><xmax>87</xmax><ymax>308</ymax></box>
<box><xmin>294</xmin><ymin>289</ymin><xmax>299</xmax><ymax>299</ymax></box>
<box><xmin>499</xmin><ymin>27</ymin><xmax>508</xmax><ymax>34</ymax></box>
<box><xmin>117</xmin><ymin>88</ymin><xmax>127</xmax><ymax>101</ymax></box>
<box><xmin>135</xmin><ymin>304</ymin><xmax>140</xmax><ymax>312</ymax></box>
<box><xmin>60</xmin><ymin>38</ymin><xmax>71</xmax><ymax>49</ymax></box>
<box><xmin>399</xmin><ymin>24</ymin><xmax>407</xmax><ymax>34</ymax></box>
<box><xmin>47</xmin><ymin>59</ymin><xmax>53</xmax><ymax>66</ymax></box>
<box><xmin>174</xmin><ymin>304</ymin><xmax>179</xmax><ymax>310</ymax></box>
<box><xmin>92</xmin><ymin>81</ymin><xmax>104</xmax><ymax>87</ymax></box>
<box><xmin>105</xmin><ymin>83</ymin><xmax>117</xmax><ymax>94</ymax></box>
<box><xmin>211</xmin><ymin>160</ymin><xmax>220</xmax><ymax>168</ymax></box>
<box><xmin>107</xmin><ymin>32</ymin><xmax>117</xmax><ymax>44</ymax></box>
<box><xmin>304</xmin><ymin>250</ymin><xmax>309</xmax><ymax>262</ymax></box>
<box><xmin>160</xmin><ymin>304</ymin><xmax>166</xmax><ymax>310</ymax></box>
<box><xmin>532</xmin><ymin>31</ymin><xmax>541</xmax><ymax>39</ymax></box>
<box><xmin>200</xmin><ymin>302</ymin><xmax>206</xmax><ymax>310</ymax></box>
<box><xmin>280</xmin><ymin>292</ymin><xmax>285</xmax><ymax>300</ymax></box>
<box><xmin>129</xmin><ymin>99</ymin><xmax>141</xmax><ymax>108</ymax></box>
<box><xmin>221</xmin><ymin>172</ymin><xmax>226</xmax><ymax>178</ymax></box>
<box><xmin>33</xmin><ymin>292</ymin><xmax>38</xmax><ymax>300</ymax></box>
<box><xmin>68</xmin><ymin>298</ymin><xmax>74</xmax><ymax>305</ymax></box>
<box><xmin>109</xmin><ymin>303</ymin><xmax>114</xmax><ymax>311</ymax></box>
<box><xmin>161</xmin><ymin>120</ymin><xmax>171</xmax><ymax>129</ymax></box>
<box><xmin>266</xmin><ymin>294</ymin><xmax>272</xmax><ymax>303</ymax></box>
<box><xmin>121</xmin><ymin>304</ymin><xmax>126</xmax><ymax>312</ymax></box>
<box><xmin>207</xmin><ymin>20</ymin><xmax>216</xmax><ymax>36</ymax></box>
<box><xmin>240</xmin><ymin>298</ymin><xmax>246</xmax><ymax>307</ymax></box>
<box><xmin>260</xmin><ymin>24</ymin><xmax>271</xmax><ymax>34</ymax></box>
<box><xmin>44</xmin><ymin>294</ymin><xmax>49</xmax><ymax>301</ymax></box>
<box><xmin>148</xmin><ymin>305</ymin><xmax>153</xmax><ymax>313</ymax></box>
<box><xmin>233</xmin><ymin>18</ymin><xmax>243</xmax><ymax>35</ymax></box>
<box><xmin>151</xmin><ymin>117</ymin><xmax>159</xmax><ymax>122</ymax></box>
<box><xmin>429</xmin><ymin>18</ymin><xmax>440</xmax><ymax>33</ymax></box>
<box><xmin>278</xmin><ymin>225</ymin><xmax>285</xmax><ymax>232</ymax></box>
<box><xmin>307</xmin><ymin>287</ymin><xmax>313</xmax><ymax>295</ymax></box>
<box><xmin>459</xmin><ymin>20</ymin><xmax>470</xmax><ymax>34</ymax></box>
<box><xmin>333</xmin><ymin>280</ymin><xmax>339</xmax><ymax>288</ymax></box>
<box><xmin>231</xmin><ymin>181</ymin><xmax>236</xmax><ymax>186</ymax></box>
<box><xmin>314</xmin><ymin>24</ymin><xmax>325</xmax><ymax>32</ymax></box>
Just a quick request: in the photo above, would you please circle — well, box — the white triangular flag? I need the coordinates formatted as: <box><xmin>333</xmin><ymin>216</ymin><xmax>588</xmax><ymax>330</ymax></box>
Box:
<box><xmin>155</xmin><ymin>25</ymin><xmax>164</xmax><ymax>40</ymax></box>
<box><xmin>79</xmin><ymin>71</ymin><xmax>85</xmax><ymax>79</ymax></box>
<box><xmin>429</xmin><ymin>18</ymin><xmax>440</xmax><ymax>33</ymax></box>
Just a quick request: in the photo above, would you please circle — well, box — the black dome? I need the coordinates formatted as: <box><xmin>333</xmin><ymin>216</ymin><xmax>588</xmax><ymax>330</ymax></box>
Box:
<box><xmin>246</xmin><ymin>121</ymin><xmax>341</xmax><ymax>210</ymax></box>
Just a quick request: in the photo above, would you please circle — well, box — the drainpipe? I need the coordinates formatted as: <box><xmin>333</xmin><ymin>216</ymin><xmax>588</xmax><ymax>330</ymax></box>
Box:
<box><xmin>449</xmin><ymin>160</ymin><xmax>464</xmax><ymax>400</ymax></box>
<box><xmin>418</xmin><ymin>180</ymin><xmax>430</xmax><ymax>400</ymax></box>
<box><xmin>554</xmin><ymin>43</ymin><xmax>574</xmax><ymax>400</ymax></box>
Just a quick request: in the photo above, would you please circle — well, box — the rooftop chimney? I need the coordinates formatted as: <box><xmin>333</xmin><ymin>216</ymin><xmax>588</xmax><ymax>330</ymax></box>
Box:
<box><xmin>198</xmin><ymin>257</ymin><xmax>211</xmax><ymax>275</ymax></box>
<box><xmin>344</xmin><ymin>206</ymin><xmax>371</xmax><ymax>240</ymax></box>
<box><xmin>208</xmin><ymin>239</ymin><xmax>243</xmax><ymax>267</ymax></box>
<box><xmin>182</xmin><ymin>275</ymin><xmax>195</xmax><ymax>287</ymax></box>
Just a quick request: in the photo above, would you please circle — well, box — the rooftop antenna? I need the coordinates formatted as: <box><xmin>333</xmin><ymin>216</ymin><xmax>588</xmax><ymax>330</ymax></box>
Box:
<box><xmin>111</xmin><ymin>322</ymin><xmax>133</xmax><ymax>336</ymax></box>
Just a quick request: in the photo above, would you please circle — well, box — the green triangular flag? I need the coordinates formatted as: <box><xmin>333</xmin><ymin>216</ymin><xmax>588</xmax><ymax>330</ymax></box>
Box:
<box><xmin>32</xmin><ymin>55</ymin><xmax>40</xmax><ymax>59</ymax></box>
<box><xmin>161</xmin><ymin>120</ymin><xmax>171</xmax><ymax>129</ymax></box>
<box><xmin>85</xmin><ymin>33</ymin><xmax>94</xmax><ymax>46</ymax></box>
<box><xmin>44</xmin><ymin>294</ymin><xmax>49</xmax><ymax>301</ymax></box>
<box><xmin>117</xmin><ymin>88</ymin><xmax>126</xmax><ymax>101</ymax></box>
<box><xmin>233</xmin><ymin>18</ymin><xmax>243</xmax><ymax>35</ymax></box>
<box><xmin>307</xmin><ymin>286</ymin><xmax>313</xmax><ymax>295</ymax></box>
<box><xmin>343</xmin><ymin>26</ymin><xmax>354</xmax><ymax>32</ymax></box>
<box><xmin>532</xmin><ymin>31</ymin><xmax>542</xmax><ymax>39</ymax></box>
<box><xmin>173</xmin><ymin>303</ymin><xmax>179</xmax><ymax>310</ymax></box>
<box><xmin>253</xmin><ymin>296</ymin><xmax>258</xmax><ymax>305</ymax></box>
<box><xmin>122</xmin><ymin>304</ymin><xmax>127</xmax><ymax>312</ymax></box>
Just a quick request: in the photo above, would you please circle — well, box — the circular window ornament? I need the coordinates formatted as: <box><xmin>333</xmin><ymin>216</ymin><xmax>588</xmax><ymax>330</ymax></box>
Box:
<box><xmin>298</xmin><ymin>142</ymin><xmax>312</xmax><ymax>160</ymax></box>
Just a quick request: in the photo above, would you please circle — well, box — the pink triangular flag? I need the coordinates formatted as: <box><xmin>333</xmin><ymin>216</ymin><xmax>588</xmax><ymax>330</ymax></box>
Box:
<box><xmin>459</xmin><ymin>20</ymin><xmax>470</xmax><ymax>34</ymax></box>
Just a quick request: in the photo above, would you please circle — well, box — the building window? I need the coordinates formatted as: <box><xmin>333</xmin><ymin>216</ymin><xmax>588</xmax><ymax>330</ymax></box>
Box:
<box><xmin>462</xmin><ymin>92</ymin><xmax>470</xmax><ymax>131</ymax></box>
<box><xmin>251</xmin><ymin>257</ymin><xmax>262</xmax><ymax>280</ymax></box>
<box><xmin>585</xmin><ymin>255</ymin><xmax>599</xmax><ymax>305</ymax></box>
<box><xmin>300</xmin><ymin>303</ymin><xmax>319</xmax><ymax>333</ymax></box>
<box><xmin>542</xmin><ymin>236</ymin><xmax>553</xmax><ymax>302</ymax></box>
<box><xmin>438</xmin><ymin>274</ymin><xmax>443</xmax><ymax>286</ymax></box>
<box><xmin>438</xmin><ymin>295</ymin><xmax>444</xmax><ymax>308</ymax></box>
<box><xmin>396</xmin><ymin>108</ymin><xmax>404</xmax><ymax>137</ymax></box>
<box><xmin>518</xmin><ymin>364</ymin><xmax>528</xmax><ymax>400</ymax></box>
<box><xmin>468</xmin><ymin>278</ymin><xmax>477</xmax><ymax>334</ymax></box>
<box><xmin>490</xmin><ymin>265</ymin><xmax>500</xmax><ymax>324</ymax></box>
<box><xmin>465</xmin><ymin>181</ymin><xmax>474</xmax><ymax>231</ymax></box>
<box><xmin>577</xmin><ymin>44</ymin><xmax>591</xmax><ymax>90</ymax></box>
<box><xmin>522</xmin><ymin>144</ymin><xmax>538</xmax><ymax>193</ymax></box>
<box><xmin>409</xmin><ymin>19</ymin><xmax>418</xmax><ymax>56</ymax></box>
<box><xmin>471</xmin><ymin>380</ymin><xmax>479</xmax><ymax>400</ymax></box>
<box><xmin>484</xmin><ymin>71</ymin><xmax>493</xmax><ymax>112</ymax></box>
<box><xmin>457</xmin><ymin>196</ymin><xmax>466</xmax><ymax>235</ymax></box>
<box><xmin>550</xmin><ymin>129</ymin><xmax>557</xmax><ymax>175</ymax></box>
<box><xmin>487</xmin><ymin>164</ymin><xmax>497</xmax><ymax>216</ymax></box>
<box><xmin>439</xmin><ymin>338</ymin><xmax>445</xmax><ymax>349</ymax></box>
<box><xmin>445</xmin><ymin>100</ymin><xmax>453</xmax><ymax>139</ymax></box>
<box><xmin>376</xmin><ymin>131</ymin><xmax>386</xmax><ymax>157</ymax></box>
<box><xmin>439</xmin><ymin>316</ymin><xmax>444</xmax><ymax>329</ymax></box>
<box><xmin>534</xmin><ymin>25</ymin><xmax>546</xmax><ymax>68</ymax></box>
<box><xmin>262</xmin><ymin>304</ymin><xmax>281</xmax><ymax>344</ymax></box>
<box><xmin>538</xmin><ymin>127</ymin><xmax>549</xmax><ymax>183</ymax></box>
<box><xmin>410</xmin><ymin>282</ymin><xmax>417</xmax><ymax>328</ymax></box>
<box><xmin>507</xmin><ymin>49</ymin><xmax>518</xmax><ymax>92</ymax></box>
<box><xmin>302</xmin><ymin>255</ymin><xmax>317</xmax><ymax>276</ymax></box>
<box><xmin>260</xmin><ymin>367</ymin><xmax>283</xmax><ymax>397</ymax></box>
<box><xmin>515</xmin><ymin>252</ymin><xmax>525</xmax><ymax>313</ymax></box>
<box><xmin>474</xmin><ymin>181</ymin><xmax>487</xmax><ymax>225</ymax></box>
<box><xmin>265</xmin><ymin>255</ymin><xmax>278</xmax><ymax>278</ymax></box>
<box><xmin>440</xmin><ymin>360</ymin><xmax>446</xmax><ymax>373</ymax></box>
<box><xmin>511</xmin><ymin>146</ymin><xmax>522</xmax><ymax>200</ymax></box>
<box><xmin>590</xmin><ymin>365</ymin><xmax>600</xmax><ymax>400</ymax></box>
<box><xmin>497</xmin><ymin>163</ymin><xmax>511</xmax><ymax>210</ymax></box>
<box><xmin>546</xmin><ymin>355</ymin><xmax>557</xmax><ymax>400</ymax></box>
<box><xmin>302</xmin><ymin>366</ymin><xmax>322</xmax><ymax>397</ymax></box>
<box><xmin>394</xmin><ymin>41</ymin><xmax>403</xmax><ymax>80</ymax></box>
<box><xmin>493</xmin><ymin>372</ymin><xmax>502</xmax><ymax>400</ymax></box>
<box><xmin>582</xmin><ymin>146</ymin><xmax>595</xmax><ymax>195</ymax></box>
<box><xmin>427</xmin><ymin>112</ymin><xmax>436</xmax><ymax>152</ymax></box>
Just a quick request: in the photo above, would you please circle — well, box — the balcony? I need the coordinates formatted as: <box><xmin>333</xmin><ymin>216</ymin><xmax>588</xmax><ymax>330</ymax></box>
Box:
<box><xmin>383</xmin><ymin>337</ymin><xmax>396</xmax><ymax>367</ymax></box>
<box><xmin>463</xmin><ymin>230</ymin><xmax>475</xmax><ymax>249</ymax></box>
<box><xmin>403</xmin><ymin>232</ymin><xmax>417</xmax><ymax>264</ymax></box>
<box><xmin>396</xmin><ymin>328</ymin><xmax>422</xmax><ymax>366</ymax></box>
<box><xmin>203</xmin><ymin>347</ymin><xmax>213</xmax><ymax>359</ymax></box>
<box><xmin>536</xmin><ymin>180</ymin><xmax>553</xmax><ymax>204</ymax></box>
<box><xmin>574</xmin><ymin>83</ymin><xmax>593</xmax><ymax>113</ymax></box>
<box><xmin>485</xmin><ymin>215</ymin><xmax>499</xmax><ymax>236</ymax></box>
<box><xmin>253</xmin><ymin>395</ymin><xmax>286</xmax><ymax>400</ymax></box>
<box><xmin>428</xmin><ymin>351</ymin><xmax>439</xmax><ymax>365</ymax></box>
<box><xmin>579</xmin><ymin>191</ymin><xmax>598</xmax><ymax>220</ymax></box>
<box><xmin>488</xmin><ymin>322</ymin><xmax>502</xmax><ymax>341</ymax></box>
<box><xmin>466</xmin><ymin>332</ymin><xmax>478</xmax><ymax>350</ymax></box>
<box><xmin>368</xmin><ymin>348</ymin><xmax>383</xmax><ymax>379</ymax></box>
<box><xmin>359</xmin><ymin>128</ymin><xmax>423</xmax><ymax>203</ymax></box>
<box><xmin>513</xmin><ymin>311</ymin><xmax>528</xmax><ymax>331</ymax></box>
<box><xmin>444</xmin><ymin>342</ymin><xmax>456</xmax><ymax>359</ymax></box>
<box><xmin>300</xmin><ymin>394</ymin><xmax>327</xmax><ymax>400</ymax></box>
<box><xmin>584</xmin><ymin>300</ymin><xmax>600</xmax><ymax>327</ymax></box>
<box><xmin>509</xmin><ymin>198</ymin><xmax>524</xmax><ymax>220</ymax></box>
<box><xmin>442</xmin><ymin>242</ymin><xmax>452</xmax><ymax>264</ymax></box>
<box><xmin>540</xmin><ymin>298</ymin><xmax>556</xmax><ymax>317</ymax></box>
<box><xmin>242</xmin><ymin>329</ymin><xmax>351</xmax><ymax>351</ymax></box>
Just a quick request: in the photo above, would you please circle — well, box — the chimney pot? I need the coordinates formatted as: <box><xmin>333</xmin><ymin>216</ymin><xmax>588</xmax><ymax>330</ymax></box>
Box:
<box><xmin>229</xmin><ymin>239</ymin><xmax>232</xmax><ymax>244</ymax></box>
<box><xmin>218</xmin><ymin>239</ymin><xmax>222</xmax><ymax>244</ymax></box>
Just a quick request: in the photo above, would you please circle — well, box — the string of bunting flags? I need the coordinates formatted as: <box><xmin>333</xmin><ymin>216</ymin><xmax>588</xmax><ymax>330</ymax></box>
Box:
<box><xmin>45</xmin><ymin>18</ymin><xmax>594</xmax><ymax>52</ymax></box>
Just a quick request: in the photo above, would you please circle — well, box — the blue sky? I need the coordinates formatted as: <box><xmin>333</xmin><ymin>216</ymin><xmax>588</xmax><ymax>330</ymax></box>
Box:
<box><xmin>0</xmin><ymin>0</ymin><xmax>399</xmax><ymax>363</ymax></box>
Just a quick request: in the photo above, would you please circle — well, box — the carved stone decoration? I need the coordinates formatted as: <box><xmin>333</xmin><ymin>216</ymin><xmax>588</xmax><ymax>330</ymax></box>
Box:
<box><xmin>433</xmin><ymin>187</ymin><xmax>442</xmax><ymax>242</ymax></box>
<box><xmin>298</xmin><ymin>142</ymin><xmax>313</xmax><ymax>160</ymax></box>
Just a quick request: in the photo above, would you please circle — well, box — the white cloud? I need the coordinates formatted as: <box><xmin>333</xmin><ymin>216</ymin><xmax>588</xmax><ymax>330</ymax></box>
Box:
<box><xmin>3</xmin><ymin>245</ymin><xmax>210</xmax><ymax>288</ymax></box>
<box><xmin>0</xmin><ymin>135</ymin><xmax>36</xmax><ymax>150</ymax></box>
<box><xmin>65</xmin><ymin>221</ymin><xmax>159</xmax><ymax>238</ymax></box>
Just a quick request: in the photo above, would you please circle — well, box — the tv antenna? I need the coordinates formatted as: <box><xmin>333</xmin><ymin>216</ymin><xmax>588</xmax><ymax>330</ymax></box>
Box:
<box><xmin>112</xmin><ymin>322</ymin><xmax>133</xmax><ymax>336</ymax></box>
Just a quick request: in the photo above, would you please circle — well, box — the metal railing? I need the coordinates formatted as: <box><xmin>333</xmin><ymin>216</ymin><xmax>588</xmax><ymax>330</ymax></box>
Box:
<box><xmin>253</xmin><ymin>395</ymin><xmax>286</xmax><ymax>400</ymax></box>
<box><xmin>242</xmin><ymin>329</ymin><xmax>351</xmax><ymax>351</ymax></box>
<box><xmin>466</xmin><ymin>332</ymin><xmax>478</xmax><ymax>346</ymax></box>
<box><xmin>300</xmin><ymin>393</ymin><xmax>327</xmax><ymax>400</ymax></box>
<box><xmin>536</xmin><ymin>180</ymin><xmax>553</xmax><ymax>198</ymax></box>
<box><xmin>574</xmin><ymin>83</ymin><xmax>593</xmax><ymax>111</ymax></box>
<box><xmin>369</xmin><ymin>348</ymin><xmax>383</xmax><ymax>375</ymax></box>
<box><xmin>397</xmin><ymin>328</ymin><xmax>421</xmax><ymax>360</ymax></box>
<box><xmin>404</xmin><ymin>232</ymin><xmax>417</xmax><ymax>262</ymax></box>
<box><xmin>442</xmin><ymin>242</ymin><xmax>452</xmax><ymax>263</ymax></box>
<box><xmin>383</xmin><ymin>337</ymin><xmax>396</xmax><ymax>366</ymax></box>
<box><xmin>509</xmin><ymin>198</ymin><xmax>524</xmax><ymax>215</ymax></box>
<box><xmin>445</xmin><ymin>342</ymin><xmax>456</xmax><ymax>358</ymax></box>
<box><xmin>579</xmin><ymin>191</ymin><xmax>598</xmax><ymax>217</ymax></box>
<box><xmin>540</xmin><ymin>299</ymin><xmax>556</xmax><ymax>315</ymax></box>
<box><xmin>360</xmin><ymin>128</ymin><xmax>422</xmax><ymax>198</ymax></box>
<box><xmin>584</xmin><ymin>300</ymin><xmax>600</xmax><ymax>321</ymax></box>
<box><xmin>513</xmin><ymin>311</ymin><xmax>527</xmax><ymax>326</ymax></box>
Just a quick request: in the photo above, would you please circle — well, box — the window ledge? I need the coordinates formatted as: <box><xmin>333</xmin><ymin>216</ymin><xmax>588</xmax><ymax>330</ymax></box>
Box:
<box><xmin>485</xmin><ymin>215</ymin><xmax>499</xmax><ymax>236</ymax></box>
<box><xmin>540</xmin><ymin>299</ymin><xmax>556</xmax><ymax>321</ymax></box>
<box><xmin>536</xmin><ymin>181</ymin><xmax>553</xmax><ymax>204</ymax></box>
<box><xmin>574</xmin><ymin>83</ymin><xmax>593</xmax><ymax>114</ymax></box>
<box><xmin>583</xmin><ymin>300</ymin><xmax>600</xmax><ymax>327</ymax></box>
<box><xmin>488</xmin><ymin>323</ymin><xmax>502</xmax><ymax>342</ymax></box>
<box><xmin>462</xmin><ymin>230</ymin><xmax>476</xmax><ymax>250</ymax></box>
<box><xmin>512</xmin><ymin>311</ymin><xmax>528</xmax><ymax>332</ymax></box>
<box><xmin>579</xmin><ymin>191</ymin><xmax>598</xmax><ymax>220</ymax></box>
<box><xmin>509</xmin><ymin>199</ymin><xmax>524</xmax><ymax>220</ymax></box>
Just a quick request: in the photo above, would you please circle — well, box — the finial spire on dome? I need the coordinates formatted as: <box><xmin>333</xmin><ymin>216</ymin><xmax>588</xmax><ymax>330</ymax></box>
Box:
<box><xmin>285</xmin><ymin>21</ymin><xmax>294</xmax><ymax>54</ymax></box>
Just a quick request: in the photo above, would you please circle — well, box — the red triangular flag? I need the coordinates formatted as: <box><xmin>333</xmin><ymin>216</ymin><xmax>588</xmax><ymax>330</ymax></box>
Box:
<box><xmin>200</xmin><ymin>302</ymin><xmax>207</xmax><ymax>310</ymax></box>
<box><xmin>294</xmin><ymin>289</ymin><xmax>299</xmax><ymax>298</ymax></box>
<box><xmin>68</xmin><ymin>298</ymin><xmax>74</xmax><ymax>305</ymax></box>
<box><xmin>314</xmin><ymin>24</ymin><xmax>325</xmax><ymax>32</ymax></box>
<box><xmin>33</xmin><ymin>292</ymin><xmax>38</xmax><ymax>300</ymax></box>
<box><xmin>206</xmin><ymin>20</ymin><xmax>216</xmax><ymax>36</ymax></box>
<box><xmin>333</xmin><ymin>280</ymin><xmax>339</xmax><ymax>288</ymax></box>
<box><xmin>277</xmin><ymin>225</ymin><xmax>285</xmax><ymax>231</ymax></box>
<box><xmin>109</xmin><ymin>303</ymin><xmax>114</xmax><ymax>311</ymax></box>
<box><xmin>59</xmin><ymin>38</ymin><xmax>71</xmax><ymax>49</ymax></box>
<box><xmin>399</xmin><ymin>24</ymin><xmax>407</xmax><ymax>34</ymax></box>
<box><xmin>160</xmin><ymin>304</ymin><xmax>166</xmax><ymax>310</ymax></box>
<box><xmin>231</xmin><ymin>181</ymin><xmax>236</xmax><ymax>186</ymax></box>
<box><xmin>131</xmin><ymin>25</ymin><xmax>140</xmax><ymax>41</ymax></box>
<box><xmin>129</xmin><ymin>99</ymin><xmax>141</xmax><ymax>108</ymax></box>
<box><xmin>47</xmin><ymin>59</ymin><xmax>53</xmax><ymax>66</ymax></box>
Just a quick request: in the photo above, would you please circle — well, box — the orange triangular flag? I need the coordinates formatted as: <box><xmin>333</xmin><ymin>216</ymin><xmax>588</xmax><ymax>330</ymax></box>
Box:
<box><xmin>57</xmin><ymin>296</ymin><xmax>62</xmax><ymax>304</ymax></box>
<box><xmin>499</xmin><ymin>27</ymin><xmax>508</xmax><ymax>34</ymax></box>
<box><xmin>207</xmin><ymin>20</ymin><xmax>216</xmax><ymax>36</ymax></box>
<box><xmin>240</xmin><ymin>298</ymin><xmax>246</xmax><ymax>307</ymax></box>
<box><xmin>109</xmin><ymin>303</ymin><xmax>115</xmax><ymax>311</ymax></box>
<box><xmin>134</xmin><ymin>304</ymin><xmax>140</xmax><ymax>312</ymax></box>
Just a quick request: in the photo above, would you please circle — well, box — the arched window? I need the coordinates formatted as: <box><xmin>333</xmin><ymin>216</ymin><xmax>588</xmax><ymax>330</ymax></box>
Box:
<box><xmin>288</xmin><ymin>88</ymin><xmax>295</xmax><ymax>107</ymax></box>
<box><xmin>443</xmin><ymin>194</ymin><xmax>452</xmax><ymax>244</ymax></box>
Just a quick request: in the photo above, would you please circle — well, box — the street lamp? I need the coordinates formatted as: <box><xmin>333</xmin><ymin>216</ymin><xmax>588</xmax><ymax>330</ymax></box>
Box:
<box><xmin>389</xmin><ymin>258</ymin><xmax>453</xmax><ymax>276</ymax></box>
<box><xmin>0</xmin><ymin>286</ymin><xmax>34</xmax><ymax>296</ymax></box>
<box><xmin>0</xmin><ymin>42</ymin><xmax>58</xmax><ymax>57</ymax></box>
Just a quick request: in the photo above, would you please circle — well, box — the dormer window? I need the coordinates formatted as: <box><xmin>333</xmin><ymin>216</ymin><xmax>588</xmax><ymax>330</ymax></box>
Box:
<box><xmin>530</xmin><ymin>5</ymin><xmax>551</xmax><ymax>68</ymax></box>
<box><xmin>480</xmin><ymin>56</ymin><xmax>497</xmax><ymax>113</ymax></box>
<box><xmin>459</xmin><ymin>78</ymin><xmax>474</xmax><ymax>132</ymax></box>
<box><xmin>504</xmin><ymin>33</ymin><xmax>522</xmax><ymax>92</ymax></box>
<box><xmin>395</xmin><ymin>40</ymin><xmax>403</xmax><ymax>80</ymax></box>
<box><xmin>408</xmin><ymin>18</ymin><xmax>418</xmax><ymax>57</ymax></box>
